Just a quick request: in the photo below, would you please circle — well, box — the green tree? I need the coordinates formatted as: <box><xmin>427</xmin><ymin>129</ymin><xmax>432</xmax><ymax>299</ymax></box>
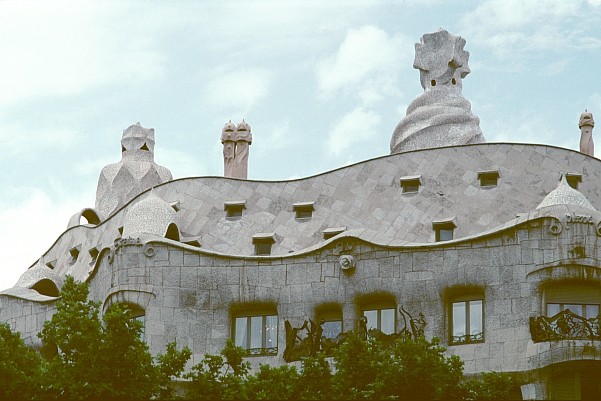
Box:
<box><xmin>330</xmin><ymin>331</ymin><xmax>468</xmax><ymax>400</ymax></box>
<box><xmin>39</xmin><ymin>276</ymin><xmax>191</xmax><ymax>400</ymax></box>
<box><xmin>245</xmin><ymin>364</ymin><xmax>300</xmax><ymax>399</ymax></box>
<box><xmin>0</xmin><ymin>322</ymin><xmax>45</xmax><ymax>400</ymax></box>
<box><xmin>296</xmin><ymin>353</ymin><xmax>333</xmax><ymax>400</ymax></box>
<box><xmin>184</xmin><ymin>339</ymin><xmax>250</xmax><ymax>400</ymax></box>
<box><xmin>463</xmin><ymin>371</ymin><xmax>520</xmax><ymax>401</ymax></box>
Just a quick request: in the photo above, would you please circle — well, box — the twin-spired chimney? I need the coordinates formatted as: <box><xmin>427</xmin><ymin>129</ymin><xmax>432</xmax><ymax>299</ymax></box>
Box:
<box><xmin>579</xmin><ymin>110</ymin><xmax>595</xmax><ymax>157</ymax></box>
<box><xmin>221</xmin><ymin>120</ymin><xmax>253</xmax><ymax>179</ymax></box>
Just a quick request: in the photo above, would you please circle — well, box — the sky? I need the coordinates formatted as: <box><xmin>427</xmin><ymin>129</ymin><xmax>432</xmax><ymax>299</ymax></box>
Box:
<box><xmin>1</xmin><ymin>0</ymin><xmax>601</xmax><ymax>291</ymax></box>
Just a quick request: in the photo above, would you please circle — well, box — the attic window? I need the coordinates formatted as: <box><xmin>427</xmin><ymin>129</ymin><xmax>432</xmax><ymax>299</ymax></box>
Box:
<box><xmin>46</xmin><ymin>260</ymin><xmax>56</xmax><ymax>270</ymax></box>
<box><xmin>252</xmin><ymin>233</ymin><xmax>275</xmax><ymax>256</ymax></box>
<box><xmin>400</xmin><ymin>175</ymin><xmax>421</xmax><ymax>194</ymax></box>
<box><xmin>565</xmin><ymin>173</ymin><xmax>582</xmax><ymax>190</ymax></box>
<box><xmin>140</xmin><ymin>143</ymin><xmax>149</xmax><ymax>151</ymax></box>
<box><xmin>224</xmin><ymin>201</ymin><xmax>246</xmax><ymax>219</ymax></box>
<box><xmin>68</xmin><ymin>246</ymin><xmax>81</xmax><ymax>265</ymax></box>
<box><xmin>323</xmin><ymin>226</ymin><xmax>347</xmax><ymax>240</ymax></box>
<box><xmin>293</xmin><ymin>202</ymin><xmax>315</xmax><ymax>220</ymax></box>
<box><xmin>432</xmin><ymin>219</ymin><xmax>456</xmax><ymax>242</ymax></box>
<box><xmin>478</xmin><ymin>170</ymin><xmax>500</xmax><ymax>187</ymax></box>
<box><xmin>88</xmin><ymin>247</ymin><xmax>99</xmax><ymax>265</ymax></box>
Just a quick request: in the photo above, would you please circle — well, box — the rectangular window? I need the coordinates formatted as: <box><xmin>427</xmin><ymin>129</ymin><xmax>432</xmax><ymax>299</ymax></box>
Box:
<box><xmin>477</xmin><ymin>171</ymin><xmax>500</xmax><ymax>187</ymax></box>
<box><xmin>363</xmin><ymin>308</ymin><xmax>396</xmax><ymax>335</ymax></box>
<box><xmin>234</xmin><ymin>315</ymin><xmax>278</xmax><ymax>356</ymax></box>
<box><xmin>252</xmin><ymin>233</ymin><xmax>275</xmax><ymax>256</ymax></box>
<box><xmin>224</xmin><ymin>201</ymin><xmax>246</xmax><ymax>219</ymax></box>
<box><xmin>400</xmin><ymin>175</ymin><xmax>422</xmax><ymax>194</ymax></box>
<box><xmin>293</xmin><ymin>202</ymin><xmax>315</xmax><ymax>220</ymax></box>
<box><xmin>546</xmin><ymin>303</ymin><xmax>600</xmax><ymax>318</ymax></box>
<box><xmin>433</xmin><ymin>220</ymin><xmax>456</xmax><ymax>242</ymax></box>
<box><xmin>451</xmin><ymin>299</ymin><xmax>484</xmax><ymax>344</ymax></box>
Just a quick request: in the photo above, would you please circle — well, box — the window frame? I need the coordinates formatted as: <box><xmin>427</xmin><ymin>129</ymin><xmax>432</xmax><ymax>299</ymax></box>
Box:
<box><xmin>252</xmin><ymin>233</ymin><xmax>275</xmax><ymax>256</ymax></box>
<box><xmin>477</xmin><ymin>170</ymin><xmax>500</xmax><ymax>187</ymax></box>
<box><xmin>293</xmin><ymin>202</ymin><xmax>315</xmax><ymax>220</ymax></box>
<box><xmin>400</xmin><ymin>175</ymin><xmax>422</xmax><ymax>194</ymax></box>
<box><xmin>433</xmin><ymin>219</ymin><xmax>456</xmax><ymax>242</ymax></box>
<box><xmin>546</xmin><ymin>302</ymin><xmax>600</xmax><ymax>319</ymax></box>
<box><xmin>449</xmin><ymin>297</ymin><xmax>485</xmax><ymax>345</ymax></box>
<box><xmin>362</xmin><ymin>302</ymin><xmax>396</xmax><ymax>335</ymax></box>
<box><xmin>224</xmin><ymin>201</ymin><xmax>246</xmax><ymax>220</ymax></box>
<box><xmin>316</xmin><ymin>309</ymin><xmax>344</xmax><ymax>340</ymax></box>
<box><xmin>232</xmin><ymin>313</ymin><xmax>278</xmax><ymax>356</ymax></box>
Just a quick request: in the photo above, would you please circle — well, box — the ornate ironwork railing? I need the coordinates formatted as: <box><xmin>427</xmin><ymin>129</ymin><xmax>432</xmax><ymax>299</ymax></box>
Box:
<box><xmin>283</xmin><ymin>306</ymin><xmax>427</xmax><ymax>362</ymax></box>
<box><xmin>451</xmin><ymin>331</ymin><xmax>484</xmax><ymax>345</ymax></box>
<box><xmin>248</xmin><ymin>347</ymin><xmax>278</xmax><ymax>356</ymax></box>
<box><xmin>529</xmin><ymin>309</ymin><xmax>600</xmax><ymax>342</ymax></box>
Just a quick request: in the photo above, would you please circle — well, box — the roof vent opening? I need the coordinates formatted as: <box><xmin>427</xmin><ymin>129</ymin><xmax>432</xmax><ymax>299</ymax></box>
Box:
<box><xmin>432</xmin><ymin>218</ymin><xmax>456</xmax><ymax>242</ymax></box>
<box><xmin>253</xmin><ymin>233</ymin><xmax>275</xmax><ymax>256</ymax></box>
<box><xmin>565</xmin><ymin>173</ymin><xmax>583</xmax><ymax>190</ymax></box>
<box><xmin>477</xmin><ymin>170</ymin><xmax>500</xmax><ymax>187</ymax></box>
<box><xmin>68</xmin><ymin>246</ymin><xmax>81</xmax><ymax>265</ymax></box>
<box><xmin>400</xmin><ymin>175</ymin><xmax>422</xmax><ymax>194</ymax></box>
<box><xmin>165</xmin><ymin>223</ymin><xmax>180</xmax><ymax>242</ymax></box>
<box><xmin>88</xmin><ymin>247</ymin><xmax>99</xmax><ymax>265</ymax></box>
<box><xmin>31</xmin><ymin>279</ymin><xmax>60</xmax><ymax>297</ymax></box>
<box><xmin>323</xmin><ymin>226</ymin><xmax>347</xmax><ymax>240</ymax></box>
<box><xmin>224</xmin><ymin>201</ymin><xmax>246</xmax><ymax>220</ymax></box>
<box><xmin>293</xmin><ymin>202</ymin><xmax>315</xmax><ymax>220</ymax></box>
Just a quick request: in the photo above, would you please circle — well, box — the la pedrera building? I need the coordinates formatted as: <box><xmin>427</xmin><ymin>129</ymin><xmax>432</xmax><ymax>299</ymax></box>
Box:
<box><xmin>1</xmin><ymin>29</ymin><xmax>600</xmax><ymax>400</ymax></box>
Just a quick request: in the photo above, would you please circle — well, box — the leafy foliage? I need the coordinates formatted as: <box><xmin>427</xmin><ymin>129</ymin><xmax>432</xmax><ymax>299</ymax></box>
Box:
<box><xmin>463</xmin><ymin>371</ymin><xmax>520</xmax><ymax>401</ymax></box>
<box><xmin>184</xmin><ymin>339</ymin><xmax>250</xmax><ymax>400</ymax></box>
<box><xmin>38</xmin><ymin>276</ymin><xmax>191</xmax><ymax>400</ymax></box>
<box><xmin>0</xmin><ymin>322</ymin><xmax>45</xmax><ymax>400</ymax></box>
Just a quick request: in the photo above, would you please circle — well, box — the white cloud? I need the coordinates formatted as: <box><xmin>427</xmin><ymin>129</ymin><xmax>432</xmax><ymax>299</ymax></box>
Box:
<box><xmin>327</xmin><ymin>107</ymin><xmax>382</xmax><ymax>156</ymax></box>
<box><xmin>0</xmin><ymin>187</ymin><xmax>90</xmax><ymax>291</ymax></box>
<box><xmin>461</xmin><ymin>0</ymin><xmax>601</xmax><ymax>59</ymax></box>
<box><xmin>316</xmin><ymin>25</ymin><xmax>408</xmax><ymax>103</ymax></box>
<box><xmin>202</xmin><ymin>68</ymin><xmax>271</xmax><ymax>114</ymax></box>
<box><xmin>0</xmin><ymin>1</ymin><xmax>166</xmax><ymax>107</ymax></box>
<box><xmin>0</xmin><ymin>121</ymin><xmax>76</xmax><ymax>155</ymax></box>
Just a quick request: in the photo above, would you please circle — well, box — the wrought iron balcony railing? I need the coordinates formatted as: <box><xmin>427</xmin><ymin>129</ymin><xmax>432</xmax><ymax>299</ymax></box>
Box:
<box><xmin>529</xmin><ymin>309</ymin><xmax>600</xmax><ymax>342</ymax></box>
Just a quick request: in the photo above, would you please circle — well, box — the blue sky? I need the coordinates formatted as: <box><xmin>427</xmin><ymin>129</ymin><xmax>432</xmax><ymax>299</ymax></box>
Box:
<box><xmin>2</xmin><ymin>0</ymin><xmax>601</xmax><ymax>290</ymax></box>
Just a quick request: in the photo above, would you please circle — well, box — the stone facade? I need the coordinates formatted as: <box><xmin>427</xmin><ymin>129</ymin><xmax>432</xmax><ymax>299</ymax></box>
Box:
<box><xmin>2</xmin><ymin>29</ymin><xmax>600</xmax><ymax>400</ymax></box>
